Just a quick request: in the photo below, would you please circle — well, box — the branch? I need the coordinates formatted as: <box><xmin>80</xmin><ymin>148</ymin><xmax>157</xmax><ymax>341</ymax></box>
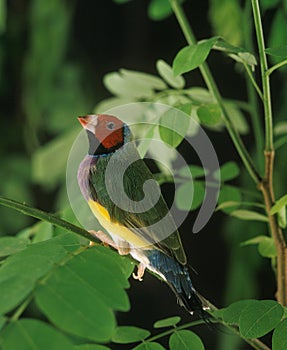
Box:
<box><xmin>258</xmin><ymin>152</ymin><xmax>287</xmax><ymax>305</ymax></box>
<box><xmin>250</xmin><ymin>0</ymin><xmax>287</xmax><ymax>305</ymax></box>
<box><xmin>0</xmin><ymin>196</ymin><xmax>97</xmax><ymax>243</ymax></box>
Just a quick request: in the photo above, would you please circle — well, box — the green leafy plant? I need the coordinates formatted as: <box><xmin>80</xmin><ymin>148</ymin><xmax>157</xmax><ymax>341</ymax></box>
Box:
<box><xmin>1</xmin><ymin>0</ymin><xmax>287</xmax><ymax>349</ymax></box>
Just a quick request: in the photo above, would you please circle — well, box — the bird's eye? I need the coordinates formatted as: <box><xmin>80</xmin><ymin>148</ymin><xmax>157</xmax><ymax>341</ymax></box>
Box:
<box><xmin>106</xmin><ymin>122</ymin><xmax>115</xmax><ymax>130</ymax></box>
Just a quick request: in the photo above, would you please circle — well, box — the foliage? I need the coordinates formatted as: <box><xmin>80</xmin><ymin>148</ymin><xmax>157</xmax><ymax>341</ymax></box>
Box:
<box><xmin>1</xmin><ymin>0</ymin><xmax>287</xmax><ymax>349</ymax></box>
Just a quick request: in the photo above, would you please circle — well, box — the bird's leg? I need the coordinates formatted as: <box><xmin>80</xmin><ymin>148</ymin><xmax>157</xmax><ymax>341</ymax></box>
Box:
<box><xmin>88</xmin><ymin>230</ymin><xmax>130</xmax><ymax>255</ymax></box>
<box><xmin>132</xmin><ymin>263</ymin><xmax>146</xmax><ymax>282</ymax></box>
<box><xmin>88</xmin><ymin>230</ymin><xmax>115</xmax><ymax>247</ymax></box>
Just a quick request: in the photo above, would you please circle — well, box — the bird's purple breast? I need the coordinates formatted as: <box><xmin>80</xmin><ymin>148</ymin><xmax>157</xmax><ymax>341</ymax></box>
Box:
<box><xmin>77</xmin><ymin>156</ymin><xmax>97</xmax><ymax>201</ymax></box>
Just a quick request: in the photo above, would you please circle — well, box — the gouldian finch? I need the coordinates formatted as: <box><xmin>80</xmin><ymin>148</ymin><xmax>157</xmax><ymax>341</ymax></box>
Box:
<box><xmin>77</xmin><ymin>114</ymin><xmax>207</xmax><ymax>316</ymax></box>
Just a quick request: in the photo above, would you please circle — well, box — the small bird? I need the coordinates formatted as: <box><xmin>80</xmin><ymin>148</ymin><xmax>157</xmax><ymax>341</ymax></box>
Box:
<box><xmin>77</xmin><ymin>114</ymin><xmax>208</xmax><ymax>317</ymax></box>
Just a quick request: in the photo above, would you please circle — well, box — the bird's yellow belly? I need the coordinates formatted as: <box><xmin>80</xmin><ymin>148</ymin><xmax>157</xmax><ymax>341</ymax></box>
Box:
<box><xmin>88</xmin><ymin>199</ymin><xmax>151</xmax><ymax>249</ymax></box>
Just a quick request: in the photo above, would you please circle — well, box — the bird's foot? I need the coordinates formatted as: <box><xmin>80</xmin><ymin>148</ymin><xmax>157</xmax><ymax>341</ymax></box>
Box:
<box><xmin>132</xmin><ymin>263</ymin><xmax>145</xmax><ymax>282</ymax></box>
<box><xmin>88</xmin><ymin>230</ymin><xmax>115</xmax><ymax>247</ymax></box>
<box><xmin>88</xmin><ymin>230</ymin><xmax>130</xmax><ymax>255</ymax></box>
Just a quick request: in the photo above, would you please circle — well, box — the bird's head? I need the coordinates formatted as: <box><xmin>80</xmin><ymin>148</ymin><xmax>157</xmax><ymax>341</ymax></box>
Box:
<box><xmin>78</xmin><ymin>114</ymin><xmax>130</xmax><ymax>155</ymax></box>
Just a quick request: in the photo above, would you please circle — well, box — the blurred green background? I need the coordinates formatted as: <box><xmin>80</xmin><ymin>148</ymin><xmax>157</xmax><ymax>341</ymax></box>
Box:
<box><xmin>1</xmin><ymin>0</ymin><xmax>287</xmax><ymax>349</ymax></box>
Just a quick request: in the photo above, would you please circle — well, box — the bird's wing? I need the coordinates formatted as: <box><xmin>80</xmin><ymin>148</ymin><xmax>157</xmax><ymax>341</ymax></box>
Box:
<box><xmin>88</xmin><ymin>145</ymin><xmax>187</xmax><ymax>266</ymax></box>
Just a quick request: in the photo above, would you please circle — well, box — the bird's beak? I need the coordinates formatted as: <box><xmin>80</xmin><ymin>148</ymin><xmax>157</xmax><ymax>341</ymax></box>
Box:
<box><xmin>78</xmin><ymin>116</ymin><xmax>88</xmax><ymax>127</ymax></box>
<box><xmin>77</xmin><ymin>115</ymin><xmax>98</xmax><ymax>133</ymax></box>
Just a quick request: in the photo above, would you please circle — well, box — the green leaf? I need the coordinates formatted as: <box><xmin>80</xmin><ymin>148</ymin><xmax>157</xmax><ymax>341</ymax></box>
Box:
<box><xmin>0</xmin><ymin>0</ymin><xmax>7</xmax><ymax>34</ymax></box>
<box><xmin>265</xmin><ymin>46</ymin><xmax>287</xmax><ymax>59</ymax></box>
<box><xmin>196</xmin><ymin>104</ymin><xmax>222</xmax><ymax>126</ymax></box>
<box><xmin>274</xmin><ymin>135</ymin><xmax>287</xmax><ymax>150</ymax></box>
<box><xmin>132</xmin><ymin>342</ymin><xmax>166</xmax><ymax>350</ymax></box>
<box><xmin>216</xmin><ymin>162</ymin><xmax>240</xmax><ymax>182</ymax></box>
<box><xmin>218</xmin><ymin>185</ymin><xmax>242</xmax><ymax>214</ymax></box>
<box><xmin>209</xmin><ymin>0</ymin><xmax>243</xmax><ymax>46</ymax></box>
<box><xmin>239</xmin><ymin>300</ymin><xmax>284</xmax><ymax>338</ymax></box>
<box><xmin>258</xmin><ymin>237</ymin><xmax>277</xmax><ymax>258</ymax></box>
<box><xmin>74</xmin><ymin>345</ymin><xmax>110</xmax><ymax>350</ymax></box>
<box><xmin>156</xmin><ymin>59</ymin><xmax>185</xmax><ymax>89</ymax></box>
<box><xmin>159</xmin><ymin>108</ymin><xmax>190</xmax><ymax>147</ymax></box>
<box><xmin>35</xmin><ymin>247</ymin><xmax>131</xmax><ymax>342</ymax></box>
<box><xmin>278</xmin><ymin>206</ymin><xmax>286</xmax><ymax>229</ymax></box>
<box><xmin>175</xmin><ymin>181</ymin><xmax>205</xmax><ymax>211</ymax></box>
<box><xmin>240</xmin><ymin>235</ymin><xmax>268</xmax><ymax>247</ymax></box>
<box><xmin>154</xmin><ymin>316</ymin><xmax>181</xmax><ymax>328</ymax></box>
<box><xmin>169</xmin><ymin>330</ymin><xmax>205</xmax><ymax>350</ymax></box>
<box><xmin>0</xmin><ymin>238</ymin><xmax>68</xmax><ymax>314</ymax></box>
<box><xmin>0</xmin><ymin>319</ymin><xmax>73</xmax><ymax>350</ymax></box>
<box><xmin>184</xmin><ymin>87</ymin><xmax>213</xmax><ymax>104</ymax></box>
<box><xmin>216</xmin><ymin>201</ymin><xmax>241</xmax><ymax>211</ymax></box>
<box><xmin>120</xmin><ymin>69</ymin><xmax>167</xmax><ymax>90</ymax></box>
<box><xmin>229</xmin><ymin>52</ymin><xmax>257</xmax><ymax>68</ymax></box>
<box><xmin>241</xmin><ymin>235</ymin><xmax>276</xmax><ymax>258</ymax></box>
<box><xmin>112</xmin><ymin>326</ymin><xmax>150</xmax><ymax>344</ymax></box>
<box><xmin>173</xmin><ymin>37</ymin><xmax>219</xmax><ymax>76</ymax></box>
<box><xmin>18</xmin><ymin>221</ymin><xmax>54</xmax><ymax>243</ymax></box>
<box><xmin>32</xmin><ymin>128</ymin><xmax>79</xmax><ymax>188</ymax></box>
<box><xmin>261</xmin><ymin>0</ymin><xmax>280</xmax><ymax>9</ymax></box>
<box><xmin>223</xmin><ymin>300</ymin><xmax>256</xmax><ymax>324</ymax></box>
<box><xmin>272</xmin><ymin>318</ymin><xmax>287</xmax><ymax>350</ymax></box>
<box><xmin>103</xmin><ymin>72</ymin><xmax>154</xmax><ymax>99</ymax></box>
<box><xmin>0</xmin><ymin>316</ymin><xmax>6</xmax><ymax>331</ymax></box>
<box><xmin>268</xmin><ymin>11</ymin><xmax>287</xmax><ymax>65</ymax></box>
<box><xmin>0</xmin><ymin>237</ymin><xmax>29</xmax><ymax>257</ymax></box>
<box><xmin>148</xmin><ymin>0</ymin><xmax>173</xmax><ymax>21</ymax></box>
<box><xmin>177</xmin><ymin>165</ymin><xmax>205</xmax><ymax>179</ymax></box>
<box><xmin>274</xmin><ymin>121</ymin><xmax>287</xmax><ymax>135</ymax></box>
<box><xmin>230</xmin><ymin>210</ymin><xmax>268</xmax><ymax>222</ymax></box>
<box><xmin>224</xmin><ymin>102</ymin><xmax>249</xmax><ymax>135</ymax></box>
<box><xmin>270</xmin><ymin>194</ymin><xmax>287</xmax><ymax>215</ymax></box>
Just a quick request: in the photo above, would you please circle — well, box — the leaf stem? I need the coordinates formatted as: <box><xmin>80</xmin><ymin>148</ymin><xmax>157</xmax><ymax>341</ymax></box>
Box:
<box><xmin>242</xmin><ymin>61</ymin><xmax>263</xmax><ymax>101</ymax></box>
<box><xmin>266</xmin><ymin>59</ymin><xmax>287</xmax><ymax>76</ymax></box>
<box><xmin>251</xmin><ymin>0</ymin><xmax>273</xmax><ymax>151</ymax></box>
<box><xmin>243</xmin><ymin>0</ymin><xmax>264</xmax><ymax>173</ymax></box>
<box><xmin>10</xmin><ymin>294</ymin><xmax>33</xmax><ymax>322</ymax></box>
<box><xmin>146</xmin><ymin>319</ymin><xmax>206</xmax><ymax>342</ymax></box>
<box><xmin>0</xmin><ymin>196</ymin><xmax>97</xmax><ymax>243</ymax></box>
<box><xmin>146</xmin><ymin>297</ymin><xmax>271</xmax><ymax>350</ymax></box>
<box><xmin>200</xmin><ymin>297</ymin><xmax>271</xmax><ymax>350</ymax></box>
<box><xmin>169</xmin><ymin>0</ymin><xmax>261</xmax><ymax>184</ymax></box>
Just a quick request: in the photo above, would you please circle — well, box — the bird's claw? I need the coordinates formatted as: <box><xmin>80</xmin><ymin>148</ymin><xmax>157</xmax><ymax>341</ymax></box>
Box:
<box><xmin>88</xmin><ymin>230</ymin><xmax>130</xmax><ymax>255</ymax></box>
<box><xmin>132</xmin><ymin>263</ymin><xmax>145</xmax><ymax>282</ymax></box>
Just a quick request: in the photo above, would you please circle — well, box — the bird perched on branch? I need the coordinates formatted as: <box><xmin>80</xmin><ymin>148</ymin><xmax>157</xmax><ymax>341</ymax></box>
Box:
<box><xmin>77</xmin><ymin>113</ymin><xmax>208</xmax><ymax>318</ymax></box>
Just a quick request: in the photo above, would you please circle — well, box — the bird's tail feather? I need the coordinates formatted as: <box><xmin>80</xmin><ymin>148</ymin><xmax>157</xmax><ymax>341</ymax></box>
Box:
<box><xmin>148</xmin><ymin>250</ymin><xmax>212</xmax><ymax>323</ymax></box>
<box><xmin>166</xmin><ymin>266</ymin><xmax>211</xmax><ymax>323</ymax></box>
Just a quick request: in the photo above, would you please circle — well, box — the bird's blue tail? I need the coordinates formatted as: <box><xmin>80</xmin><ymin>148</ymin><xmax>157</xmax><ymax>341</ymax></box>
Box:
<box><xmin>148</xmin><ymin>250</ymin><xmax>209</xmax><ymax>319</ymax></box>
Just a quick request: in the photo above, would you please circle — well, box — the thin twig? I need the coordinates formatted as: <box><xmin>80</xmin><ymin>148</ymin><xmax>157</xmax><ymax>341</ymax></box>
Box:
<box><xmin>266</xmin><ymin>59</ymin><xmax>287</xmax><ymax>76</ymax></box>
<box><xmin>251</xmin><ymin>0</ymin><xmax>273</xmax><ymax>151</ymax></box>
<box><xmin>242</xmin><ymin>61</ymin><xmax>264</xmax><ymax>101</ymax></box>
<box><xmin>0</xmin><ymin>196</ymin><xmax>97</xmax><ymax>243</ymax></box>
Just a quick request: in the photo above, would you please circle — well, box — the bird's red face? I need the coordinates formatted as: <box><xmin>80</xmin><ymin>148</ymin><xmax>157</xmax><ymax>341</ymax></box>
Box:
<box><xmin>78</xmin><ymin>114</ymin><xmax>125</xmax><ymax>154</ymax></box>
